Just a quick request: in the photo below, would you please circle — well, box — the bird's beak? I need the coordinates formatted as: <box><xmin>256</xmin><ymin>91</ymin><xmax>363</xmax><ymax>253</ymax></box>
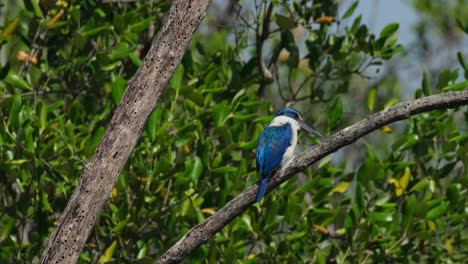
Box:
<box><xmin>299</xmin><ymin>120</ymin><xmax>323</xmax><ymax>138</ymax></box>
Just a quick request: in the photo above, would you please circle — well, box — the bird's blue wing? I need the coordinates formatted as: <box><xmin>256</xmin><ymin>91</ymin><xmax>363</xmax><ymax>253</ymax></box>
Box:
<box><xmin>256</xmin><ymin>124</ymin><xmax>292</xmax><ymax>179</ymax></box>
<box><xmin>255</xmin><ymin>124</ymin><xmax>292</xmax><ymax>201</ymax></box>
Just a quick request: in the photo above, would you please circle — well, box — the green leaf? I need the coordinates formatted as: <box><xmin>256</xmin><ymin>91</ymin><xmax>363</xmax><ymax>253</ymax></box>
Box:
<box><xmin>212</xmin><ymin>166</ymin><xmax>238</xmax><ymax>174</ymax></box>
<box><xmin>318</xmin><ymin>154</ymin><xmax>333</xmax><ymax>168</ymax></box>
<box><xmin>233</xmin><ymin>113</ymin><xmax>257</xmax><ymax>121</ymax></box>
<box><xmin>231</xmin><ymin>89</ymin><xmax>246</xmax><ymax>110</ymax></box>
<box><xmin>410</xmin><ymin>178</ymin><xmax>430</xmax><ymax>192</ymax></box>
<box><xmin>369</xmin><ymin>211</ymin><xmax>393</xmax><ymax>222</ymax></box>
<box><xmin>146</xmin><ymin>107</ymin><xmax>160</xmax><ymax>140</ymax></box>
<box><xmin>436</xmin><ymin>69</ymin><xmax>458</xmax><ymax>90</ymax></box>
<box><xmin>242</xmin><ymin>215</ymin><xmax>253</xmax><ymax>232</ymax></box>
<box><xmin>111</xmin><ymin>219</ymin><xmax>129</xmax><ymax>235</ymax></box>
<box><xmin>329</xmin><ymin>181</ymin><xmax>350</xmax><ymax>195</ymax></box>
<box><xmin>422</xmin><ymin>70</ymin><xmax>431</xmax><ymax>96</ymax></box>
<box><xmin>188</xmin><ymin>90</ymin><xmax>204</xmax><ymax>106</ymax></box>
<box><xmin>449</xmin><ymin>134</ymin><xmax>468</xmax><ymax>144</ymax></box>
<box><xmin>395</xmin><ymin>134</ymin><xmax>419</xmax><ymax>151</ymax></box>
<box><xmin>41</xmin><ymin>192</ymin><xmax>53</xmax><ymax>212</ymax></box>
<box><xmin>286</xmin><ymin>231</ymin><xmax>306</xmax><ymax>241</ymax></box>
<box><xmin>351</xmin><ymin>15</ymin><xmax>363</xmax><ymax>33</ymax></box>
<box><xmin>91</xmin><ymin>127</ymin><xmax>106</xmax><ymax>146</ymax></box>
<box><xmin>1</xmin><ymin>19</ymin><xmax>19</xmax><ymax>38</ymax></box>
<box><xmin>8</xmin><ymin>94</ymin><xmax>22</xmax><ymax>129</ymax></box>
<box><xmin>129</xmin><ymin>53</ymin><xmax>142</xmax><ymax>67</ymax></box>
<box><xmin>379</xmin><ymin>23</ymin><xmax>399</xmax><ymax>38</ymax></box>
<box><xmin>31</xmin><ymin>0</ymin><xmax>44</xmax><ymax>18</ymax></box>
<box><xmin>101</xmin><ymin>60</ymin><xmax>122</xmax><ymax>71</ymax></box>
<box><xmin>342</xmin><ymin>1</ymin><xmax>358</xmax><ymax>19</ymax></box>
<box><xmin>213</xmin><ymin>103</ymin><xmax>231</xmax><ymax>127</ymax></box>
<box><xmin>239</xmin><ymin>138</ymin><xmax>257</xmax><ymax>150</ymax></box>
<box><xmin>98</xmin><ymin>240</ymin><xmax>118</xmax><ymax>263</ymax></box>
<box><xmin>287</xmin><ymin>46</ymin><xmax>299</xmax><ymax>67</ymax></box>
<box><xmin>457</xmin><ymin>51</ymin><xmax>467</xmax><ymax>70</ymax></box>
<box><xmin>315</xmin><ymin>249</ymin><xmax>326</xmax><ymax>264</ymax></box>
<box><xmin>275</xmin><ymin>14</ymin><xmax>295</xmax><ymax>30</ymax></box>
<box><xmin>328</xmin><ymin>97</ymin><xmax>343</xmax><ymax>129</ymax></box>
<box><xmin>403</xmin><ymin>194</ymin><xmax>416</xmax><ymax>228</ymax></box>
<box><xmin>5</xmin><ymin>159</ymin><xmax>29</xmax><ymax>165</ymax></box>
<box><xmin>5</xmin><ymin>73</ymin><xmax>32</xmax><ymax>91</ymax></box>
<box><xmin>443</xmin><ymin>80</ymin><xmax>468</xmax><ymax>91</ymax></box>
<box><xmin>384</xmin><ymin>98</ymin><xmax>400</xmax><ymax>108</ymax></box>
<box><xmin>95</xmin><ymin>8</ymin><xmax>106</xmax><ymax>18</ymax></box>
<box><xmin>0</xmin><ymin>216</ymin><xmax>15</xmax><ymax>241</ymax></box>
<box><xmin>170</xmin><ymin>65</ymin><xmax>184</xmax><ymax>91</ymax></box>
<box><xmin>189</xmin><ymin>156</ymin><xmax>203</xmax><ymax>183</ymax></box>
<box><xmin>367</xmin><ymin>87</ymin><xmax>377</xmax><ymax>111</ymax></box>
<box><xmin>112</xmin><ymin>77</ymin><xmax>126</xmax><ymax>104</ymax></box>
<box><xmin>39</xmin><ymin>101</ymin><xmax>47</xmax><ymax>134</ymax></box>
<box><xmin>426</xmin><ymin>201</ymin><xmax>450</xmax><ymax>220</ymax></box>
<box><xmin>109</xmin><ymin>42</ymin><xmax>134</xmax><ymax>60</ymax></box>
<box><xmin>82</xmin><ymin>25</ymin><xmax>112</xmax><ymax>36</ymax></box>
<box><xmin>455</xmin><ymin>17</ymin><xmax>468</xmax><ymax>34</ymax></box>
<box><xmin>129</xmin><ymin>18</ymin><xmax>152</xmax><ymax>33</ymax></box>
<box><xmin>136</xmin><ymin>245</ymin><xmax>148</xmax><ymax>259</ymax></box>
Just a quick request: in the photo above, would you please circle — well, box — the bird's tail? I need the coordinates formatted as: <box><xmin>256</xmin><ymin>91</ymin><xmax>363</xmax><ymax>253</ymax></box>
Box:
<box><xmin>256</xmin><ymin>177</ymin><xmax>269</xmax><ymax>202</ymax></box>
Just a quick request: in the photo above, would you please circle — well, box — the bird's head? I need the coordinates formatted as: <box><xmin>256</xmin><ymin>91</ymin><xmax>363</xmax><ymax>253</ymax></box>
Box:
<box><xmin>276</xmin><ymin>107</ymin><xmax>322</xmax><ymax>137</ymax></box>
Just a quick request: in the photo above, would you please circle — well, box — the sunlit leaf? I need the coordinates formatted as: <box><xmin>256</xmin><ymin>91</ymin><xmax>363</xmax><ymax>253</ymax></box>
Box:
<box><xmin>445</xmin><ymin>239</ymin><xmax>452</xmax><ymax>254</ymax></box>
<box><xmin>427</xmin><ymin>220</ymin><xmax>436</xmax><ymax>232</ymax></box>
<box><xmin>1</xmin><ymin>19</ymin><xmax>18</xmax><ymax>38</ymax></box>
<box><xmin>329</xmin><ymin>181</ymin><xmax>350</xmax><ymax>195</ymax></box>
<box><xmin>399</xmin><ymin>167</ymin><xmax>410</xmax><ymax>193</ymax></box>
<box><xmin>381</xmin><ymin>126</ymin><xmax>392</xmax><ymax>133</ymax></box>
<box><xmin>98</xmin><ymin>240</ymin><xmax>118</xmax><ymax>263</ymax></box>
<box><xmin>367</xmin><ymin>87</ymin><xmax>377</xmax><ymax>111</ymax></box>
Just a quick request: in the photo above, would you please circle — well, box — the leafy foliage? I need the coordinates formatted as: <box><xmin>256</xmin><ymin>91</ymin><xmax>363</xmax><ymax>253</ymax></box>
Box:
<box><xmin>0</xmin><ymin>0</ymin><xmax>467</xmax><ymax>263</ymax></box>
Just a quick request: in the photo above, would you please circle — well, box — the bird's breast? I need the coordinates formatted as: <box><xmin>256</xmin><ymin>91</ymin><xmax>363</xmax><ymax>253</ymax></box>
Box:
<box><xmin>281</xmin><ymin>127</ymin><xmax>298</xmax><ymax>165</ymax></box>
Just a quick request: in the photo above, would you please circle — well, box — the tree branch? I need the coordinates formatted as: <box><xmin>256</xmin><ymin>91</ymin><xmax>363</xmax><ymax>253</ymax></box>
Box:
<box><xmin>155</xmin><ymin>91</ymin><xmax>468</xmax><ymax>264</ymax></box>
<box><xmin>256</xmin><ymin>2</ymin><xmax>274</xmax><ymax>82</ymax></box>
<box><xmin>40</xmin><ymin>1</ymin><xmax>210</xmax><ymax>263</ymax></box>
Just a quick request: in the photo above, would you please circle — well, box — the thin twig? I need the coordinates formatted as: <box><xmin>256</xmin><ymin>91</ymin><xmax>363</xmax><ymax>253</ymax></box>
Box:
<box><xmin>162</xmin><ymin>179</ymin><xmax>172</xmax><ymax>210</ymax></box>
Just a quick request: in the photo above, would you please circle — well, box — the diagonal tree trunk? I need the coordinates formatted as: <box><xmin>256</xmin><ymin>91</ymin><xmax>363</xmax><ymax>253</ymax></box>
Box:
<box><xmin>155</xmin><ymin>90</ymin><xmax>468</xmax><ymax>264</ymax></box>
<box><xmin>40</xmin><ymin>1</ymin><xmax>211</xmax><ymax>263</ymax></box>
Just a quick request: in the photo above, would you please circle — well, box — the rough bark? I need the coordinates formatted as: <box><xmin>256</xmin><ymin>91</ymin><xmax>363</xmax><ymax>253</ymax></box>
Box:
<box><xmin>40</xmin><ymin>1</ymin><xmax>210</xmax><ymax>263</ymax></box>
<box><xmin>155</xmin><ymin>90</ymin><xmax>468</xmax><ymax>264</ymax></box>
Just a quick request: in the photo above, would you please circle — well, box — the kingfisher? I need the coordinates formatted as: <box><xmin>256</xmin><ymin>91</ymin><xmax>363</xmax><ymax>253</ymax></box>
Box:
<box><xmin>255</xmin><ymin>107</ymin><xmax>322</xmax><ymax>202</ymax></box>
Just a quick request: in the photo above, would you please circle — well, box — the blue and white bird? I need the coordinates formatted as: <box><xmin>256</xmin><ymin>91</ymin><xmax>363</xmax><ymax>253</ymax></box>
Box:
<box><xmin>255</xmin><ymin>107</ymin><xmax>322</xmax><ymax>202</ymax></box>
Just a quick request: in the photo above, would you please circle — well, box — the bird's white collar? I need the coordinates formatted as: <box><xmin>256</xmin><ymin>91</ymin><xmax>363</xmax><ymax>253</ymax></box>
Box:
<box><xmin>269</xmin><ymin>116</ymin><xmax>300</xmax><ymax>130</ymax></box>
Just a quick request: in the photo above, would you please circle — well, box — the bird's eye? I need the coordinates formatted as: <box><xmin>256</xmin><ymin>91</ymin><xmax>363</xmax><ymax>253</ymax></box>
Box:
<box><xmin>293</xmin><ymin>113</ymin><xmax>299</xmax><ymax>119</ymax></box>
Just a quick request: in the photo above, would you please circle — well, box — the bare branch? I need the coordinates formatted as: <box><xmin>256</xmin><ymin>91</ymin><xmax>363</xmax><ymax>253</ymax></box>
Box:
<box><xmin>155</xmin><ymin>91</ymin><xmax>468</xmax><ymax>264</ymax></box>
<box><xmin>256</xmin><ymin>2</ymin><xmax>274</xmax><ymax>81</ymax></box>
<box><xmin>40</xmin><ymin>1</ymin><xmax>210</xmax><ymax>263</ymax></box>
